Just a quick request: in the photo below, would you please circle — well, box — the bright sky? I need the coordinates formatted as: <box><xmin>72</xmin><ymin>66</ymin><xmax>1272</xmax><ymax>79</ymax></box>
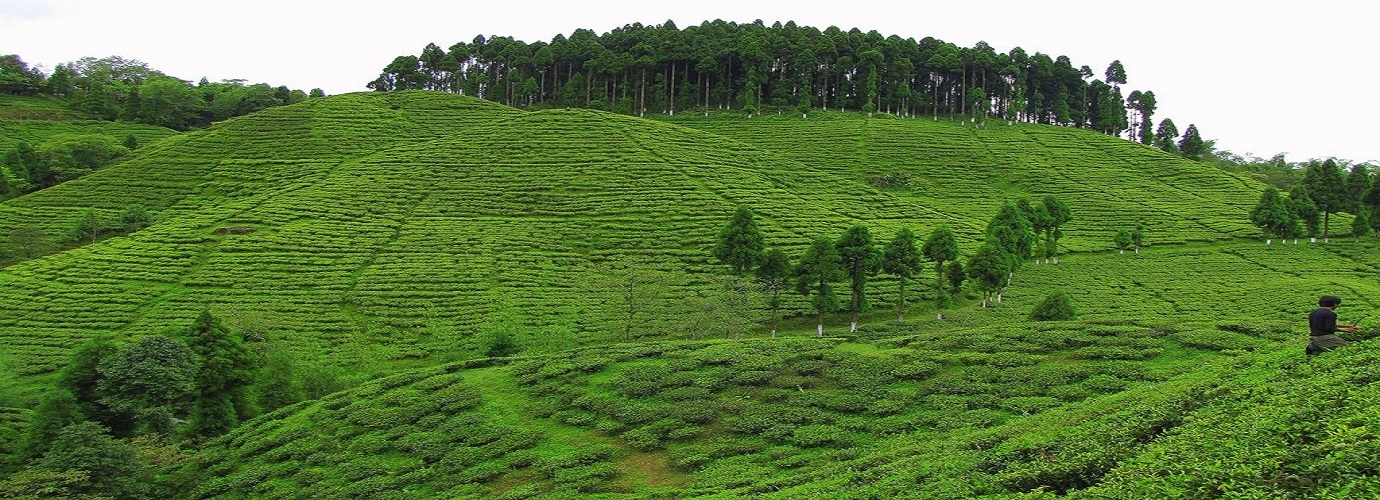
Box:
<box><xmin>2</xmin><ymin>0</ymin><xmax>1377</xmax><ymax>164</ymax></box>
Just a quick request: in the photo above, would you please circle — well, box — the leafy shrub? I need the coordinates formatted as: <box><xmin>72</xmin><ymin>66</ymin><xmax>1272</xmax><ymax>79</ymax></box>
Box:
<box><xmin>892</xmin><ymin>360</ymin><xmax>940</xmax><ymax>380</ymax></box>
<box><xmin>1029</xmin><ymin>290</ymin><xmax>1076</xmax><ymax>321</ymax></box>
<box><xmin>1173</xmin><ymin>329</ymin><xmax>1261</xmax><ymax>351</ymax></box>
<box><xmin>999</xmin><ymin>396</ymin><xmax>1063</xmax><ymax>415</ymax></box>
<box><xmin>790</xmin><ymin>424</ymin><xmax>848</xmax><ymax>447</ymax></box>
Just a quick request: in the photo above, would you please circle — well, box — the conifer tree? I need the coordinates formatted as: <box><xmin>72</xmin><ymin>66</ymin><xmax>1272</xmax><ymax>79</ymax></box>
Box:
<box><xmin>1250</xmin><ymin>186</ymin><xmax>1292</xmax><ymax>244</ymax></box>
<box><xmin>713</xmin><ymin>205</ymin><xmax>766</xmax><ymax>276</ymax></box>
<box><xmin>1353</xmin><ymin>211</ymin><xmax>1372</xmax><ymax>241</ymax></box>
<box><xmin>794</xmin><ymin>237</ymin><xmax>844</xmax><ymax>337</ymax></box>
<box><xmin>1178</xmin><ymin>124</ymin><xmax>1205</xmax><ymax>160</ymax></box>
<box><xmin>1043</xmin><ymin>195</ymin><xmax>1073</xmax><ymax>263</ymax></box>
<box><xmin>966</xmin><ymin>244</ymin><xmax>1005</xmax><ymax>307</ymax></box>
<box><xmin>756</xmin><ymin>248</ymin><xmax>792</xmax><ymax>337</ymax></box>
<box><xmin>1153</xmin><ymin>118</ymin><xmax>1179</xmax><ymax>154</ymax></box>
<box><xmin>186</xmin><ymin>310</ymin><xmax>257</xmax><ymax>438</ymax></box>
<box><xmin>922</xmin><ymin>226</ymin><xmax>959</xmax><ymax>294</ymax></box>
<box><xmin>882</xmin><ymin>227</ymin><xmax>922</xmax><ymax>324</ymax></box>
<box><xmin>1304</xmin><ymin>159</ymin><xmax>1349</xmax><ymax>240</ymax></box>
<box><xmin>1344</xmin><ymin>163</ymin><xmax>1372</xmax><ymax>214</ymax></box>
<box><xmin>1289</xmin><ymin>184</ymin><xmax>1322</xmax><ymax>238</ymax></box>
<box><xmin>836</xmin><ymin>224</ymin><xmax>882</xmax><ymax>332</ymax></box>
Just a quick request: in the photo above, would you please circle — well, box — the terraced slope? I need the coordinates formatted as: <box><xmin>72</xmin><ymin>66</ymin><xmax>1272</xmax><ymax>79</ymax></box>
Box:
<box><xmin>0</xmin><ymin>92</ymin><xmax>1272</xmax><ymax>385</ymax></box>
<box><xmin>656</xmin><ymin>112</ymin><xmax>1261</xmax><ymax>247</ymax></box>
<box><xmin>0</xmin><ymin>92</ymin><xmax>894</xmax><ymax>381</ymax></box>
<box><xmin>179</xmin><ymin>236</ymin><xmax>1380</xmax><ymax>498</ymax></box>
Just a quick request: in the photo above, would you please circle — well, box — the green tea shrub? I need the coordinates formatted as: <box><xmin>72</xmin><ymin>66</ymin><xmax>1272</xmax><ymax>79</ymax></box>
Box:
<box><xmin>999</xmin><ymin>396</ymin><xmax>1063</xmax><ymax>415</ymax></box>
<box><xmin>893</xmin><ymin>360</ymin><xmax>940</xmax><ymax>380</ymax></box>
<box><xmin>790</xmin><ymin>424</ymin><xmax>848</xmax><ymax>447</ymax></box>
<box><xmin>1029</xmin><ymin>290</ymin><xmax>1076</xmax><ymax>321</ymax></box>
<box><xmin>1172</xmin><ymin>329</ymin><xmax>1261</xmax><ymax>351</ymax></box>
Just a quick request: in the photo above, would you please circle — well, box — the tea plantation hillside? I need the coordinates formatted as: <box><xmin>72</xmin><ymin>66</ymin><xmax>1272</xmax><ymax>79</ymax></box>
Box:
<box><xmin>0</xmin><ymin>92</ymin><xmax>1273</xmax><ymax>389</ymax></box>
<box><xmin>656</xmin><ymin>111</ymin><xmax>1262</xmax><ymax>247</ymax></box>
<box><xmin>2</xmin><ymin>90</ymin><xmax>1377</xmax><ymax>497</ymax></box>
<box><xmin>176</xmin><ymin>241</ymin><xmax>1378</xmax><ymax>498</ymax></box>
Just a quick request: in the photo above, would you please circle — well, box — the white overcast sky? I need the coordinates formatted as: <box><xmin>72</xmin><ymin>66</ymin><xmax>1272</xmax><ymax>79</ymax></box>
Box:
<box><xmin>2</xmin><ymin>0</ymin><xmax>1377</xmax><ymax>164</ymax></box>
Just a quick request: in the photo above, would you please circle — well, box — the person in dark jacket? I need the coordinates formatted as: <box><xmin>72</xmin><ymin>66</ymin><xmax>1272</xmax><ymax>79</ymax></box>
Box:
<box><xmin>1306</xmin><ymin>295</ymin><xmax>1357</xmax><ymax>355</ymax></box>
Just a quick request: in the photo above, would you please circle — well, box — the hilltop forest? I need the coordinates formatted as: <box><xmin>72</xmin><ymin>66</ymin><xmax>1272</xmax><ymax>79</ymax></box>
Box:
<box><xmin>0</xmin><ymin>19</ymin><xmax>1378</xmax><ymax>500</ymax></box>
<box><xmin>371</xmin><ymin>19</ymin><xmax>1198</xmax><ymax>155</ymax></box>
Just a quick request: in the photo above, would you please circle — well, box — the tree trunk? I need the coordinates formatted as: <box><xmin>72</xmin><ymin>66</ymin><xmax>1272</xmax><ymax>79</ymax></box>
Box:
<box><xmin>816</xmin><ymin>312</ymin><xmax>825</xmax><ymax>337</ymax></box>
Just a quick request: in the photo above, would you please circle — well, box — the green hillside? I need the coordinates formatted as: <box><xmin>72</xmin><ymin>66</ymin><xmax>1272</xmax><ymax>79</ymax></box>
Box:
<box><xmin>1</xmin><ymin>91</ymin><xmax>1376</xmax><ymax>497</ymax></box>
<box><xmin>654</xmin><ymin>111</ymin><xmax>1262</xmax><ymax>248</ymax></box>
<box><xmin>0</xmin><ymin>92</ymin><xmax>1266</xmax><ymax>381</ymax></box>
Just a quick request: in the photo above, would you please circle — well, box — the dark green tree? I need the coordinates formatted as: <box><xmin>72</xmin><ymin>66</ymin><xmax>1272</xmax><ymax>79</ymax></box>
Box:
<box><xmin>966</xmin><ymin>244</ymin><xmax>1006</xmax><ymax>307</ymax></box>
<box><xmin>1250</xmin><ymin>186</ymin><xmax>1293</xmax><ymax>244</ymax></box>
<box><xmin>3</xmin><ymin>142</ymin><xmax>38</xmax><ymax>194</ymax></box>
<box><xmin>1043</xmin><ymin>195</ymin><xmax>1073</xmax><ymax>263</ymax></box>
<box><xmin>57</xmin><ymin>335</ymin><xmax>135</xmax><ymax>435</ymax></box>
<box><xmin>756</xmin><ymin>248</ymin><xmax>792</xmax><ymax>337</ymax></box>
<box><xmin>34</xmin><ymin>134</ymin><xmax>129</xmax><ymax>188</ymax></box>
<box><xmin>0</xmin><ymin>165</ymin><xmax>11</xmax><ymax>200</ymax></box>
<box><xmin>1344</xmin><ymin>163</ymin><xmax>1372</xmax><ymax>214</ymax></box>
<box><xmin>922</xmin><ymin>225</ymin><xmax>959</xmax><ymax>292</ymax></box>
<box><xmin>1366</xmin><ymin>180</ymin><xmax>1380</xmax><ymax>233</ymax></box>
<box><xmin>1177</xmin><ymin>124</ymin><xmax>1206</xmax><ymax>160</ymax></box>
<box><xmin>16</xmin><ymin>390</ymin><xmax>84</xmax><ymax>462</ymax></box>
<box><xmin>943</xmin><ymin>260</ymin><xmax>966</xmax><ymax>297</ymax></box>
<box><xmin>1017</xmin><ymin>198</ymin><xmax>1052</xmax><ymax>262</ymax></box>
<box><xmin>97</xmin><ymin>335</ymin><xmax>199</xmax><ymax>435</ymax></box>
<box><xmin>252</xmin><ymin>349</ymin><xmax>306</xmax><ymax>413</ymax></box>
<box><xmin>881</xmin><ymin>227</ymin><xmax>922</xmax><ymax>323</ymax></box>
<box><xmin>713</xmin><ymin>205</ymin><xmax>766</xmax><ymax>276</ymax></box>
<box><xmin>1131</xmin><ymin>224</ymin><xmax>1145</xmax><ymax>254</ymax></box>
<box><xmin>0</xmin><ymin>54</ymin><xmax>46</xmax><ymax>95</ymax></box>
<box><xmin>1153</xmin><ymin>118</ymin><xmax>1179</xmax><ymax>153</ymax></box>
<box><xmin>794</xmin><ymin>237</ymin><xmax>845</xmax><ymax>337</ymax></box>
<box><xmin>1113</xmin><ymin>229</ymin><xmax>1133</xmax><ymax>254</ymax></box>
<box><xmin>1289</xmin><ymin>184</ymin><xmax>1322</xmax><ymax>238</ymax></box>
<box><xmin>836</xmin><ymin>224</ymin><xmax>882</xmax><ymax>332</ymax></box>
<box><xmin>985</xmin><ymin>202</ymin><xmax>1034</xmax><ymax>298</ymax></box>
<box><xmin>186</xmin><ymin>310</ymin><xmax>257</xmax><ymax>438</ymax></box>
<box><xmin>33</xmin><ymin>422</ymin><xmax>147</xmax><ymax>499</ymax></box>
<box><xmin>1029</xmin><ymin>290</ymin><xmax>1076</xmax><ymax>321</ymax></box>
<box><xmin>1353</xmin><ymin>210</ymin><xmax>1372</xmax><ymax>240</ymax></box>
<box><xmin>1304</xmin><ymin>159</ymin><xmax>1349</xmax><ymax>240</ymax></box>
<box><xmin>1104</xmin><ymin>60</ymin><xmax>1127</xmax><ymax>90</ymax></box>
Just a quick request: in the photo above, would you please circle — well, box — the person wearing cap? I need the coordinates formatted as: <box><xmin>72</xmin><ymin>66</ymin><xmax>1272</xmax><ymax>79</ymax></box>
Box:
<box><xmin>1306</xmin><ymin>295</ymin><xmax>1358</xmax><ymax>355</ymax></box>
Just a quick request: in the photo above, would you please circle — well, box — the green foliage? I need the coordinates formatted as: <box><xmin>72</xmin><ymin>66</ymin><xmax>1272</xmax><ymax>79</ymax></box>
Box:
<box><xmin>185</xmin><ymin>310</ymin><xmax>258</xmax><ymax>438</ymax></box>
<box><xmin>16</xmin><ymin>390</ymin><xmax>83</xmax><ymax>462</ymax></box>
<box><xmin>836</xmin><ymin>224</ymin><xmax>882</xmax><ymax>322</ymax></box>
<box><xmin>714</xmin><ymin>205</ymin><xmax>766</xmax><ymax>276</ymax></box>
<box><xmin>794</xmin><ymin>237</ymin><xmax>845</xmax><ymax>334</ymax></box>
<box><xmin>882</xmin><ymin>227</ymin><xmax>923</xmax><ymax>321</ymax></box>
<box><xmin>97</xmin><ymin>335</ymin><xmax>198</xmax><ymax>434</ymax></box>
<box><xmin>1029</xmin><ymin>290</ymin><xmax>1077</xmax><ymax>321</ymax></box>
<box><xmin>33</xmin><ymin>421</ymin><xmax>146</xmax><ymax>498</ymax></box>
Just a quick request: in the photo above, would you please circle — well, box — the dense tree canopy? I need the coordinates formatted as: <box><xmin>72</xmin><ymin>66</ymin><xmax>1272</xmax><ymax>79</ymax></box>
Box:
<box><xmin>1</xmin><ymin>54</ymin><xmax>317</xmax><ymax>130</ymax></box>
<box><xmin>370</xmin><ymin>20</ymin><xmax>1145</xmax><ymax>135</ymax></box>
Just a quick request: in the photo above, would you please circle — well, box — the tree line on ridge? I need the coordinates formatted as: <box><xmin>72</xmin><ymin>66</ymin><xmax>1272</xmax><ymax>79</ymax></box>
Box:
<box><xmin>368</xmin><ymin>19</ymin><xmax>1207</xmax><ymax>156</ymax></box>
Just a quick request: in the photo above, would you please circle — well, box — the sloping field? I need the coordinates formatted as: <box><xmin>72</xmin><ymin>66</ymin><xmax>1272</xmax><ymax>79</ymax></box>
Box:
<box><xmin>181</xmin><ymin>237</ymin><xmax>1380</xmax><ymax>498</ymax></box>
<box><xmin>0</xmin><ymin>92</ymin><xmax>1281</xmax><ymax>383</ymax></box>
<box><xmin>656</xmin><ymin>112</ymin><xmax>1261</xmax><ymax>247</ymax></box>
<box><xmin>0</xmin><ymin>92</ymin><xmax>893</xmax><ymax>379</ymax></box>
